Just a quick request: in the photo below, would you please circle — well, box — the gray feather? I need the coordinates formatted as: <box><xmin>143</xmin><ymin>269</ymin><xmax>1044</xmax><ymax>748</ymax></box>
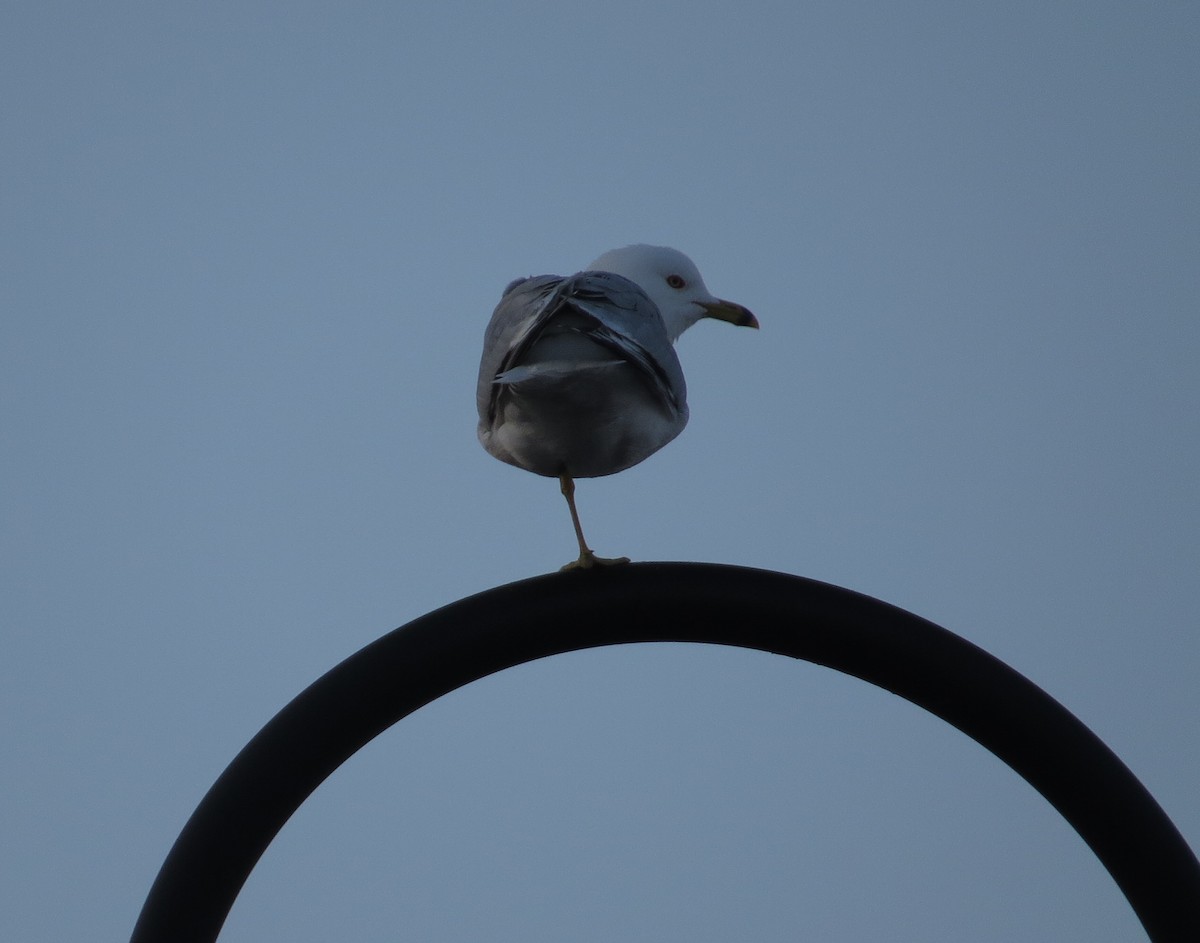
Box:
<box><xmin>476</xmin><ymin>271</ymin><xmax>687</xmax><ymax>429</ymax></box>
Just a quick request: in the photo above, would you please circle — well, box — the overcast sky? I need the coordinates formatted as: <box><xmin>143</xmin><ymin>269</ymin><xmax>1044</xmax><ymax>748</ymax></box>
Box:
<box><xmin>3</xmin><ymin>2</ymin><xmax>1198</xmax><ymax>941</ymax></box>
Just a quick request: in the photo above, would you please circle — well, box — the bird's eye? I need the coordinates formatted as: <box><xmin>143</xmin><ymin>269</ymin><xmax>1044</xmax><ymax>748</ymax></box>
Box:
<box><xmin>666</xmin><ymin>274</ymin><xmax>686</xmax><ymax>289</ymax></box>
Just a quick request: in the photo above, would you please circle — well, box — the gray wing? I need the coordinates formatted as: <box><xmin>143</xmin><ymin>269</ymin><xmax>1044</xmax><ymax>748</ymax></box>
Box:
<box><xmin>476</xmin><ymin>270</ymin><xmax>687</xmax><ymax>427</ymax></box>
<box><xmin>475</xmin><ymin>274</ymin><xmax>564</xmax><ymax>424</ymax></box>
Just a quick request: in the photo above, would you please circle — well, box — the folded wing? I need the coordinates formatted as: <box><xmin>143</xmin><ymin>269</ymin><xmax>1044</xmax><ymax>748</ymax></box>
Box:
<box><xmin>476</xmin><ymin>271</ymin><xmax>687</xmax><ymax>429</ymax></box>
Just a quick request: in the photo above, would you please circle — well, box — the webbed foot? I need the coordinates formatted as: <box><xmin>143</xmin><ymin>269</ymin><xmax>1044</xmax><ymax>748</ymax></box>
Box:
<box><xmin>560</xmin><ymin>550</ymin><xmax>631</xmax><ymax>572</ymax></box>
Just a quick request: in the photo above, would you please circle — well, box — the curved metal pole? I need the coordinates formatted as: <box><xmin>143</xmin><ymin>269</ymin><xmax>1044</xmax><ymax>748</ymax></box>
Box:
<box><xmin>130</xmin><ymin>563</ymin><xmax>1200</xmax><ymax>942</ymax></box>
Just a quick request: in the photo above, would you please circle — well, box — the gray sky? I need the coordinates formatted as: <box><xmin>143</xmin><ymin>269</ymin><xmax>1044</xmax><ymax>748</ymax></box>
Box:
<box><xmin>3</xmin><ymin>2</ymin><xmax>1197</xmax><ymax>940</ymax></box>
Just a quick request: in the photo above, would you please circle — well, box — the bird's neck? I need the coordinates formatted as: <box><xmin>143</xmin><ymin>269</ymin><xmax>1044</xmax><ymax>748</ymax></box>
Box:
<box><xmin>660</xmin><ymin>308</ymin><xmax>700</xmax><ymax>344</ymax></box>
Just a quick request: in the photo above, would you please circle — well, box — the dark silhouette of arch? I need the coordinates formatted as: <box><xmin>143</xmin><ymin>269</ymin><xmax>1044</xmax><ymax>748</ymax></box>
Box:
<box><xmin>130</xmin><ymin>564</ymin><xmax>1200</xmax><ymax>942</ymax></box>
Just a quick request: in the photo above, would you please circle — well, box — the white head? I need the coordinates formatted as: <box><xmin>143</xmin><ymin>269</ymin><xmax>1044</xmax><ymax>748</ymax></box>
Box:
<box><xmin>587</xmin><ymin>244</ymin><xmax>758</xmax><ymax>342</ymax></box>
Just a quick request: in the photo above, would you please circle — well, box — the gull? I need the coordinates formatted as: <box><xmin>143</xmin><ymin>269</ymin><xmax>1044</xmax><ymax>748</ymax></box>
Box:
<box><xmin>476</xmin><ymin>244</ymin><xmax>758</xmax><ymax>570</ymax></box>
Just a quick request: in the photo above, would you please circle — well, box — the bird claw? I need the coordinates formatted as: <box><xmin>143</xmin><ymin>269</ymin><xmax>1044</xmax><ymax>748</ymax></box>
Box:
<box><xmin>560</xmin><ymin>550</ymin><xmax>631</xmax><ymax>572</ymax></box>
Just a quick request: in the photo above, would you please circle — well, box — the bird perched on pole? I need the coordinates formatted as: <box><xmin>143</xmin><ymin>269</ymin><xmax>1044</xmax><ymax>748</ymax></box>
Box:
<box><xmin>476</xmin><ymin>244</ymin><xmax>758</xmax><ymax>570</ymax></box>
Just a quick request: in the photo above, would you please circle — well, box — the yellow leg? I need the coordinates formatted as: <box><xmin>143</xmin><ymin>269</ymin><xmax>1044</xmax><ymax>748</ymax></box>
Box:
<box><xmin>558</xmin><ymin>471</ymin><xmax>630</xmax><ymax>571</ymax></box>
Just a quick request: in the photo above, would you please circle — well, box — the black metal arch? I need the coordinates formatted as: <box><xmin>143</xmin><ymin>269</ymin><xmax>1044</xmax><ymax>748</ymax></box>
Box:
<box><xmin>130</xmin><ymin>563</ymin><xmax>1200</xmax><ymax>942</ymax></box>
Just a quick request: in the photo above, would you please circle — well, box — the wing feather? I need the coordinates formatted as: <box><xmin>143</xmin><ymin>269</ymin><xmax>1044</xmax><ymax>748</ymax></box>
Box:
<box><xmin>476</xmin><ymin>271</ymin><xmax>687</xmax><ymax>428</ymax></box>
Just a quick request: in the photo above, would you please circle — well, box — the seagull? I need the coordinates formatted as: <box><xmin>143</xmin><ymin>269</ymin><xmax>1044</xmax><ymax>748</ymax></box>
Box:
<box><xmin>476</xmin><ymin>244</ymin><xmax>758</xmax><ymax>570</ymax></box>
